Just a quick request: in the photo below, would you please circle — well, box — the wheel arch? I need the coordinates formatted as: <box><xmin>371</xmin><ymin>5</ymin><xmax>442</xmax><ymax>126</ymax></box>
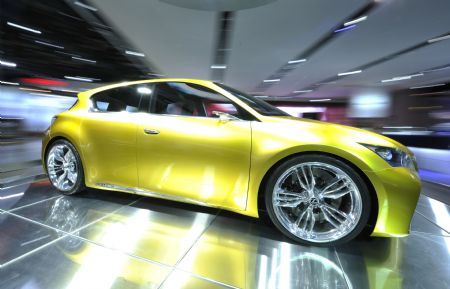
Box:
<box><xmin>256</xmin><ymin>151</ymin><xmax>379</xmax><ymax>235</ymax></box>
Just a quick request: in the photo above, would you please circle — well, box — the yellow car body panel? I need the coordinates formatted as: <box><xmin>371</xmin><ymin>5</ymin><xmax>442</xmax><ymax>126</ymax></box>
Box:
<box><xmin>42</xmin><ymin>78</ymin><xmax>421</xmax><ymax>237</ymax></box>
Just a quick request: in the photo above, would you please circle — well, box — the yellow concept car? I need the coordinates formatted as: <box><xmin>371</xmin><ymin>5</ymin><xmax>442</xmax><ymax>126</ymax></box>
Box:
<box><xmin>42</xmin><ymin>79</ymin><xmax>421</xmax><ymax>245</ymax></box>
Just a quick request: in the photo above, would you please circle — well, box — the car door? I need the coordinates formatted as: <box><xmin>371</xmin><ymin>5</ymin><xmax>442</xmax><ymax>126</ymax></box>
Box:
<box><xmin>137</xmin><ymin>81</ymin><xmax>252</xmax><ymax>210</ymax></box>
<box><xmin>80</xmin><ymin>84</ymin><xmax>152</xmax><ymax>189</ymax></box>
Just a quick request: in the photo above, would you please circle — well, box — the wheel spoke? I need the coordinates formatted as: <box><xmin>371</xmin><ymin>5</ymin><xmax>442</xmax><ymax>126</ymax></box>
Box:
<box><xmin>67</xmin><ymin>171</ymin><xmax>77</xmax><ymax>184</ymax></box>
<box><xmin>56</xmin><ymin>171</ymin><xmax>68</xmax><ymax>188</ymax></box>
<box><xmin>54</xmin><ymin>147</ymin><xmax>65</xmax><ymax>162</ymax></box>
<box><xmin>322</xmin><ymin>189</ymin><xmax>352</xmax><ymax>199</ymax></box>
<box><xmin>321</xmin><ymin>204</ymin><xmax>349</xmax><ymax>228</ymax></box>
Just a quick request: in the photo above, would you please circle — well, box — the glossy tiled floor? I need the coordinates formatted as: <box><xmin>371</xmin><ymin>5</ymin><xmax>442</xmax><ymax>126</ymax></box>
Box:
<box><xmin>0</xmin><ymin>179</ymin><xmax>449</xmax><ymax>289</ymax></box>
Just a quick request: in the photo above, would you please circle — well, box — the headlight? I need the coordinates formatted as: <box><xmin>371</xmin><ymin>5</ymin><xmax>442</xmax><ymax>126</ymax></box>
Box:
<box><xmin>361</xmin><ymin>144</ymin><xmax>417</xmax><ymax>171</ymax></box>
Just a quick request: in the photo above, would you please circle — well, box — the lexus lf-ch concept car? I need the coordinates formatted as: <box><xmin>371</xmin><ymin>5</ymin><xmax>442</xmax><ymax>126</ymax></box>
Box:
<box><xmin>42</xmin><ymin>79</ymin><xmax>421</xmax><ymax>245</ymax></box>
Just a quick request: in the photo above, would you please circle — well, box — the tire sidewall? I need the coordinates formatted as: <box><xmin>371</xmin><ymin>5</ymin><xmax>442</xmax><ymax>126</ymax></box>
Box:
<box><xmin>264</xmin><ymin>154</ymin><xmax>371</xmax><ymax>246</ymax></box>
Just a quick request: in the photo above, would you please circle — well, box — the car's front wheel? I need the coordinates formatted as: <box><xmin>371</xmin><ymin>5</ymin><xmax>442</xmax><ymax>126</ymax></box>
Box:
<box><xmin>265</xmin><ymin>154</ymin><xmax>371</xmax><ymax>246</ymax></box>
<box><xmin>46</xmin><ymin>139</ymin><xmax>85</xmax><ymax>195</ymax></box>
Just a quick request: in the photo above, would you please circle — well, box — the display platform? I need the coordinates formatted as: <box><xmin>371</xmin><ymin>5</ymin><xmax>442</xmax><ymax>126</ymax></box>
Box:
<box><xmin>0</xmin><ymin>178</ymin><xmax>449</xmax><ymax>289</ymax></box>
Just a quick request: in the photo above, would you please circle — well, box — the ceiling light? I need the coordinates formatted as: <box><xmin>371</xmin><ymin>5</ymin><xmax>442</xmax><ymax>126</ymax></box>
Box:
<box><xmin>72</xmin><ymin>56</ymin><xmax>96</xmax><ymax>63</ymax></box>
<box><xmin>20</xmin><ymin>87</ymin><xmax>51</xmax><ymax>93</ymax></box>
<box><xmin>210</xmin><ymin>65</ymin><xmax>227</xmax><ymax>69</ymax></box>
<box><xmin>309</xmin><ymin>98</ymin><xmax>331</xmax><ymax>102</ymax></box>
<box><xmin>74</xmin><ymin>1</ymin><xmax>98</xmax><ymax>11</ymax></box>
<box><xmin>254</xmin><ymin>95</ymin><xmax>269</xmax><ymax>98</ymax></box>
<box><xmin>381</xmin><ymin>73</ymin><xmax>423</xmax><ymax>83</ymax></box>
<box><xmin>0</xmin><ymin>81</ymin><xmax>19</xmax><ymax>85</ymax></box>
<box><xmin>293</xmin><ymin>90</ymin><xmax>313</xmax><ymax>93</ymax></box>
<box><xmin>7</xmin><ymin>21</ymin><xmax>41</xmax><ymax>34</ymax></box>
<box><xmin>125</xmin><ymin>50</ymin><xmax>145</xmax><ymax>57</ymax></box>
<box><xmin>410</xmin><ymin>83</ymin><xmax>446</xmax><ymax>89</ymax></box>
<box><xmin>427</xmin><ymin>34</ymin><xmax>450</xmax><ymax>44</ymax></box>
<box><xmin>137</xmin><ymin>87</ymin><xmax>152</xmax><ymax>94</ymax></box>
<box><xmin>288</xmin><ymin>59</ymin><xmax>307</xmax><ymax>64</ymax></box>
<box><xmin>64</xmin><ymin>76</ymin><xmax>94</xmax><ymax>82</ymax></box>
<box><xmin>0</xmin><ymin>60</ymin><xmax>17</xmax><ymax>67</ymax></box>
<box><xmin>263</xmin><ymin>79</ymin><xmax>280</xmax><ymax>83</ymax></box>
<box><xmin>334</xmin><ymin>25</ymin><xmax>356</xmax><ymax>33</ymax></box>
<box><xmin>338</xmin><ymin>70</ymin><xmax>362</xmax><ymax>76</ymax></box>
<box><xmin>35</xmin><ymin>40</ymin><xmax>64</xmax><ymax>49</ymax></box>
<box><xmin>344</xmin><ymin>16</ymin><xmax>367</xmax><ymax>26</ymax></box>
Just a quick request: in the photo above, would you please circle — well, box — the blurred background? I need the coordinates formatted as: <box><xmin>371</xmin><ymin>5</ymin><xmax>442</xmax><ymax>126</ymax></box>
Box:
<box><xmin>1</xmin><ymin>0</ymin><xmax>449</xmax><ymax>187</ymax></box>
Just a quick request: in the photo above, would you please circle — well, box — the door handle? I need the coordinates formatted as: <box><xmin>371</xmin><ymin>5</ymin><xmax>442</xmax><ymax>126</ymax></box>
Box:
<box><xmin>144</xmin><ymin>128</ymin><xmax>160</xmax><ymax>135</ymax></box>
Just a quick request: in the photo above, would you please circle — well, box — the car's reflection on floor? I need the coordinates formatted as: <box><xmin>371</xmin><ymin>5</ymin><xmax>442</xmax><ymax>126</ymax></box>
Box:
<box><xmin>0</xmin><ymin>179</ymin><xmax>449</xmax><ymax>289</ymax></box>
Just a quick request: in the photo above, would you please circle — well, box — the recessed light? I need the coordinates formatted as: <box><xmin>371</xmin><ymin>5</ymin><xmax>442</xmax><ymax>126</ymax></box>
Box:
<box><xmin>381</xmin><ymin>73</ymin><xmax>423</xmax><ymax>83</ymax></box>
<box><xmin>0</xmin><ymin>81</ymin><xmax>19</xmax><ymax>85</ymax></box>
<box><xmin>263</xmin><ymin>79</ymin><xmax>280</xmax><ymax>83</ymax></box>
<box><xmin>35</xmin><ymin>40</ymin><xmax>64</xmax><ymax>49</ymax></box>
<box><xmin>20</xmin><ymin>87</ymin><xmax>51</xmax><ymax>93</ymax></box>
<box><xmin>409</xmin><ymin>83</ymin><xmax>446</xmax><ymax>89</ymax></box>
<box><xmin>427</xmin><ymin>34</ymin><xmax>450</xmax><ymax>44</ymax></box>
<box><xmin>74</xmin><ymin>1</ymin><xmax>98</xmax><ymax>11</ymax></box>
<box><xmin>337</xmin><ymin>70</ymin><xmax>362</xmax><ymax>76</ymax></box>
<box><xmin>344</xmin><ymin>16</ymin><xmax>367</xmax><ymax>26</ymax></box>
<box><xmin>334</xmin><ymin>25</ymin><xmax>356</xmax><ymax>33</ymax></box>
<box><xmin>288</xmin><ymin>59</ymin><xmax>307</xmax><ymax>64</ymax></box>
<box><xmin>0</xmin><ymin>60</ymin><xmax>17</xmax><ymax>67</ymax></box>
<box><xmin>125</xmin><ymin>50</ymin><xmax>145</xmax><ymax>57</ymax></box>
<box><xmin>64</xmin><ymin>76</ymin><xmax>94</xmax><ymax>82</ymax></box>
<box><xmin>210</xmin><ymin>65</ymin><xmax>227</xmax><ymax>69</ymax></box>
<box><xmin>309</xmin><ymin>98</ymin><xmax>331</xmax><ymax>102</ymax></box>
<box><xmin>72</xmin><ymin>56</ymin><xmax>96</xmax><ymax>63</ymax></box>
<box><xmin>7</xmin><ymin>22</ymin><xmax>41</xmax><ymax>34</ymax></box>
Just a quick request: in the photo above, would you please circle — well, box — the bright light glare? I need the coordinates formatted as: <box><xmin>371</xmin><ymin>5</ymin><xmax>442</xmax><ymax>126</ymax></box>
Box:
<box><xmin>7</xmin><ymin>21</ymin><xmax>41</xmax><ymax>34</ymax></box>
<box><xmin>0</xmin><ymin>60</ymin><xmax>17</xmax><ymax>67</ymax></box>
<box><xmin>288</xmin><ymin>59</ymin><xmax>307</xmax><ymax>64</ymax></box>
<box><xmin>309</xmin><ymin>98</ymin><xmax>331</xmax><ymax>102</ymax></box>
<box><xmin>263</xmin><ymin>79</ymin><xmax>281</xmax><ymax>83</ymax></box>
<box><xmin>137</xmin><ymin>87</ymin><xmax>152</xmax><ymax>94</ymax></box>
<box><xmin>344</xmin><ymin>16</ymin><xmax>367</xmax><ymax>26</ymax></box>
<box><xmin>74</xmin><ymin>1</ymin><xmax>98</xmax><ymax>11</ymax></box>
<box><xmin>125</xmin><ymin>50</ymin><xmax>145</xmax><ymax>57</ymax></box>
<box><xmin>64</xmin><ymin>76</ymin><xmax>94</xmax><ymax>82</ymax></box>
<box><xmin>338</xmin><ymin>70</ymin><xmax>362</xmax><ymax>76</ymax></box>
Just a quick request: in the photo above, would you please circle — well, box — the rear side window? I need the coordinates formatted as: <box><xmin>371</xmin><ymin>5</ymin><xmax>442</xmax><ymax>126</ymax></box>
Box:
<box><xmin>91</xmin><ymin>84</ymin><xmax>153</xmax><ymax>112</ymax></box>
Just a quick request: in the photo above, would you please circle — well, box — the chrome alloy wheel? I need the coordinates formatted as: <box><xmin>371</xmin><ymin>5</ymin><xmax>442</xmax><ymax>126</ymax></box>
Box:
<box><xmin>47</xmin><ymin>144</ymin><xmax>78</xmax><ymax>191</ymax></box>
<box><xmin>272</xmin><ymin>162</ymin><xmax>362</xmax><ymax>243</ymax></box>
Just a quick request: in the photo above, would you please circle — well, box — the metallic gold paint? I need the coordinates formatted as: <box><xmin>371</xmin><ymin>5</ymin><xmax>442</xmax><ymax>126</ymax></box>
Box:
<box><xmin>42</xmin><ymin>78</ymin><xmax>421</xmax><ymax>238</ymax></box>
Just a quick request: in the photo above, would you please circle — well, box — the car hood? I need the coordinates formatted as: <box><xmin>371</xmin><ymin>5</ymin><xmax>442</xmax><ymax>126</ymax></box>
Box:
<box><xmin>262</xmin><ymin>116</ymin><xmax>410</xmax><ymax>153</ymax></box>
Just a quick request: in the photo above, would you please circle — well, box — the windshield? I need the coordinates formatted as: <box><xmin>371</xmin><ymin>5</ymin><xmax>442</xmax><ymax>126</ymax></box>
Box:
<box><xmin>214</xmin><ymin>83</ymin><xmax>289</xmax><ymax>116</ymax></box>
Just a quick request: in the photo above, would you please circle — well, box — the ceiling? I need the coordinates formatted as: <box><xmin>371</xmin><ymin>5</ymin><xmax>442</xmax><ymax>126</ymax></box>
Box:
<box><xmin>88</xmin><ymin>0</ymin><xmax>450</xmax><ymax>99</ymax></box>
<box><xmin>2</xmin><ymin>0</ymin><xmax>450</xmax><ymax>99</ymax></box>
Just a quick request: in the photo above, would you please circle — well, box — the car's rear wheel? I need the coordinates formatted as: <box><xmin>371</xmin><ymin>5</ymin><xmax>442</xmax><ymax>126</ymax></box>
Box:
<box><xmin>265</xmin><ymin>154</ymin><xmax>371</xmax><ymax>246</ymax></box>
<box><xmin>46</xmin><ymin>139</ymin><xmax>85</xmax><ymax>195</ymax></box>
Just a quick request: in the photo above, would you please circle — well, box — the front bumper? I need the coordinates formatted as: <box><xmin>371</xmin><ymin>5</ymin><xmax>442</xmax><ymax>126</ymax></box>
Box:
<box><xmin>367</xmin><ymin>167</ymin><xmax>421</xmax><ymax>237</ymax></box>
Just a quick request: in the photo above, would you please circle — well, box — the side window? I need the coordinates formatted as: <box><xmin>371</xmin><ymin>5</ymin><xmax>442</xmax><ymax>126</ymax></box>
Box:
<box><xmin>91</xmin><ymin>84</ymin><xmax>153</xmax><ymax>113</ymax></box>
<box><xmin>150</xmin><ymin>82</ymin><xmax>252</xmax><ymax>120</ymax></box>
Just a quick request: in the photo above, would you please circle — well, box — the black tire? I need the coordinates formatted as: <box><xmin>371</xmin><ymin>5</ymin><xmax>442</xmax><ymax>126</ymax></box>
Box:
<box><xmin>264</xmin><ymin>154</ymin><xmax>371</xmax><ymax>246</ymax></box>
<box><xmin>45</xmin><ymin>139</ymin><xmax>85</xmax><ymax>195</ymax></box>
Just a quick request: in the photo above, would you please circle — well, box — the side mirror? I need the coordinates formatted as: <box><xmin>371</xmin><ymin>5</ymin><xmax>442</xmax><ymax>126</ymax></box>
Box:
<box><xmin>212</xmin><ymin>111</ymin><xmax>240</xmax><ymax>121</ymax></box>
